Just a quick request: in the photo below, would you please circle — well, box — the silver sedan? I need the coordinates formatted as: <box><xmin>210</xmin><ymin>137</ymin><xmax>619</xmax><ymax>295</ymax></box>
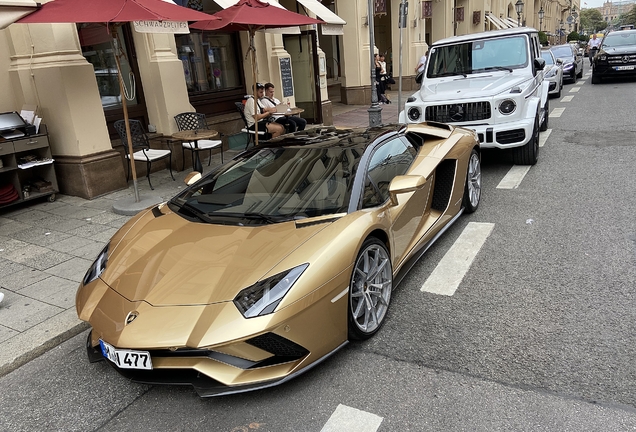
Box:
<box><xmin>542</xmin><ymin>50</ymin><xmax>564</xmax><ymax>98</ymax></box>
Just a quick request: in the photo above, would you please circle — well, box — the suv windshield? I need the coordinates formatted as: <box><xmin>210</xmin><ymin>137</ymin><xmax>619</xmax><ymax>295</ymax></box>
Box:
<box><xmin>170</xmin><ymin>146</ymin><xmax>360</xmax><ymax>225</ymax></box>
<box><xmin>427</xmin><ymin>35</ymin><xmax>528</xmax><ymax>78</ymax></box>
<box><xmin>602</xmin><ymin>32</ymin><xmax>636</xmax><ymax>48</ymax></box>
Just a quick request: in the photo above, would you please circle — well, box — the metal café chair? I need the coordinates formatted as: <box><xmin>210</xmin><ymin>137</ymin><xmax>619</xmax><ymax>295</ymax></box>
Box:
<box><xmin>113</xmin><ymin>119</ymin><xmax>174</xmax><ymax>190</ymax></box>
<box><xmin>174</xmin><ymin>112</ymin><xmax>223</xmax><ymax>170</ymax></box>
<box><xmin>235</xmin><ymin>101</ymin><xmax>269</xmax><ymax>150</ymax></box>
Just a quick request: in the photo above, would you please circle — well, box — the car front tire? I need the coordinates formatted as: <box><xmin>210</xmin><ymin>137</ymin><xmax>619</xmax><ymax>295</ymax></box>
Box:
<box><xmin>462</xmin><ymin>149</ymin><xmax>481</xmax><ymax>213</ymax></box>
<box><xmin>591</xmin><ymin>72</ymin><xmax>601</xmax><ymax>84</ymax></box>
<box><xmin>512</xmin><ymin>112</ymin><xmax>539</xmax><ymax>165</ymax></box>
<box><xmin>348</xmin><ymin>238</ymin><xmax>392</xmax><ymax>341</ymax></box>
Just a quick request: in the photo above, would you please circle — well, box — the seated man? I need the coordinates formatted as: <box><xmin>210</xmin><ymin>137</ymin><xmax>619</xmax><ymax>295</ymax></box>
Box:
<box><xmin>260</xmin><ymin>82</ymin><xmax>307</xmax><ymax>133</ymax></box>
<box><xmin>244</xmin><ymin>83</ymin><xmax>285</xmax><ymax>140</ymax></box>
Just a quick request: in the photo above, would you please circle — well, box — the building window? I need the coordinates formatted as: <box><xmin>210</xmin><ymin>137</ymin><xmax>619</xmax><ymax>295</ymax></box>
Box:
<box><xmin>175</xmin><ymin>32</ymin><xmax>242</xmax><ymax>94</ymax></box>
<box><xmin>78</xmin><ymin>24</ymin><xmax>139</xmax><ymax>109</ymax></box>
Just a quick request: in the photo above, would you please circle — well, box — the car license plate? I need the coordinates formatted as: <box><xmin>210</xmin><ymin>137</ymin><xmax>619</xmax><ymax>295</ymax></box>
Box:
<box><xmin>99</xmin><ymin>340</ymin><xmax>153</xmax><ymax>370</ymax></box>
<box><xmin>615</xmin><ymin>65</ymin><xmax>635</xmax><ymax>71</ymax></box>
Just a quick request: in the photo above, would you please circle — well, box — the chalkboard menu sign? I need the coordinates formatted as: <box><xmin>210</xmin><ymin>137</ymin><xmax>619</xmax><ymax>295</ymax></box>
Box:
<box><xmin>280</xmin><ymin>57</ymin><xmax>294</xmax><ymax>98</ymax></box>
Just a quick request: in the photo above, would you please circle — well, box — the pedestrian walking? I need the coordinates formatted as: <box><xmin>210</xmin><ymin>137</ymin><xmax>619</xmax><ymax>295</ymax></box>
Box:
<box><xmin>415</xmin><ymin>50</ymin><xmax>428</xmax><ymax>74</ymax></box>
<box><xmin>587</xmin><ymin>34</ymin><xmax>601</xmax><ymax>66</ymax></box>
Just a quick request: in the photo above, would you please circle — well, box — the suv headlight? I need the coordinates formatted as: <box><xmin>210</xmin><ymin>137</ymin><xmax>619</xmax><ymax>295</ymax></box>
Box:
<box><xmin>83</xmin><ymin>244</ymin><xmax>109</xmax><ymax>285</ymax></box>
<box><xmin>599</xmin><ymin>55</ymin><xmax>607</xmax><ymax>61</ymax></box>
<box><xmin>234</xmin><ymin>264</ymin><xmax>309</xmax><ymax>318</ymax></box>
<box><xmin>407</xmin><ymin>106</ymin><xmax>421</xmax><ymax>122</ymax></box>
<box><xmin>498</xmin><ymin>99</ymin><xmax>516</xmax><ymax>115</ymax></box>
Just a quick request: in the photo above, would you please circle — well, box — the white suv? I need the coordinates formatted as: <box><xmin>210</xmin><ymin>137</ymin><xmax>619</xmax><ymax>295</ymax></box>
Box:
<box><xmin>400</xmin><ymin>28</ymin><xmax>549</xmax><ymax>165</ymax></box>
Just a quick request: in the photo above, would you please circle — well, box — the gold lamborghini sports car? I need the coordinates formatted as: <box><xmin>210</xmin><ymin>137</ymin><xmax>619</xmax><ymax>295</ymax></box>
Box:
<box><xmin>78</xmin><ymin>123</ymin><xmax>481</xmax><ymax>396</ymax></box>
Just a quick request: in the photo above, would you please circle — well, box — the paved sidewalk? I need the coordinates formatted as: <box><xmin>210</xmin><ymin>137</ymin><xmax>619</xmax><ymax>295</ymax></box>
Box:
<box><xmin>0</xmin><ymin>91</ymin><xmax>414</xmax><ymax>376</ymax></box>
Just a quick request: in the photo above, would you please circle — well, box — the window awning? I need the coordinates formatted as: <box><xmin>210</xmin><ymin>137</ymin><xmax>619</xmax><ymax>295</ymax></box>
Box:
<box><xmin>486</xmin><ymin>14</ymin><xmax>514</xmax><ymax>30</ymax></box>
<box><xmin>485</xmin><ymin>14</ymin><xmax>504</xmax><ymax>30</ymax></box>
<box><xmin>0</xmin><ymin>0</ymin><xmax>39</xmax><ymax>29</ymax></box>
<box><xmin>296</xmin><ymin>0</ymin><xmax>346</xmax><ymax>35</ymax></box>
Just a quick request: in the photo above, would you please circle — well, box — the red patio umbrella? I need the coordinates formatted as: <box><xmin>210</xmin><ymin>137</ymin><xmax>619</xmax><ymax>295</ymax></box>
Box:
<box><xmin>17</xmin><ymin>0</ymin><xmax>218</xmax><ymax>204</ymax></box>
<box><xmin>191</xmin><ymin>0</ymin><xmax>324</xmax><ymax>146</ymax></box>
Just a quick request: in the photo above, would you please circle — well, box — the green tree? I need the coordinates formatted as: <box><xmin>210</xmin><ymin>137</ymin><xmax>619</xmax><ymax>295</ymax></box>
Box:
<box><xmin>567</xmin><ymin>31</ymin><xmax>580</xmax><ymax>42</ymax></box>
<box><xmin>580</xmin><ymin>8</ymin><xmax>608</xmax><ymax>33</ymax></box>
<box><xmin>539</xmin><ymin>31</ymin><xmax>548</xmax><ymax>46</ymax></box>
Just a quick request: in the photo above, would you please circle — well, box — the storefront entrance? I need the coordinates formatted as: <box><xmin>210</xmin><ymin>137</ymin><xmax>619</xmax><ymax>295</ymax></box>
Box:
<box><xmin>284</xmin><ymin>31</ymin><xmax>322</xmax><ymax>125</ymax></box>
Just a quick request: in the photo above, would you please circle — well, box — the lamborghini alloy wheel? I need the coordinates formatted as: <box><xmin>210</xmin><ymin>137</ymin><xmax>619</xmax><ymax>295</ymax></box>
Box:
<box><xmin>462</xmin><ymin>149</ymin><xmax>481</xmax><ymax>213</ymax></box>
<box><xmin>348</xmin><ymin>238</ymin><xmax>393</xmax><ymax>340</ymax></box>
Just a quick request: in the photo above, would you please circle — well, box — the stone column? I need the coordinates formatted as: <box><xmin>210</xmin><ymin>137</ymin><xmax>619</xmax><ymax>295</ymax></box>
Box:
<box><xmin>5</xmin><ymin>23</ymin><xmax>126</xmax><ymax>199</ymax></box>
<box><xmin>131</xmin><ymin>32</ymin><xmax>194</xmax><ymax>136</ymax></box>
<box><xmin>336</xmin><ymin>0</ymin><xmax>375</xmax><ymax>105</ymax></box>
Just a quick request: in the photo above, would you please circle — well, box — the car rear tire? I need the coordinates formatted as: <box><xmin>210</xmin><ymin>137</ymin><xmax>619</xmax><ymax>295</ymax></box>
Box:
<box><xmin>540</xmin><ymin>98</ymin><xmax>549</xmax><ymax>132</ymax></box>
<box><xmin>348</xmin><ymin>238</ymin><xmax>392</xmax><ymax>341</ymax></box>
<box><xmin>462</xmin><ymin>149</ymin><xmax>481</xmax><ymax>214</ymax></box>
<box><xmin>512</xmin><ymin>112</ymin><xmax>539</xmax><ymax>165</ymax></box>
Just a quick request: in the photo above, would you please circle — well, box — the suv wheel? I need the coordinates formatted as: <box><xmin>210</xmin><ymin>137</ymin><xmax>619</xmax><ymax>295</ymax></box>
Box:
<box><xmin>512</xmin><ymin>113</ymin><xmax>539</xmax><ymax>165</ymax></box>
<box><xmin>591</xmin><ymin>72</ymin><xmax>601</xmax><ymax>84</ymax></box>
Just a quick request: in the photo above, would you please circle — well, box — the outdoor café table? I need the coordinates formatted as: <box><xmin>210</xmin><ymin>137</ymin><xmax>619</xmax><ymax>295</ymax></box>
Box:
<box><xmin>171</xmin><ymin>129</ymin><xmax>219</xmax><ymax>174</ymax></box>
<box><xmin>283</xmin><ymin>107</ymin><xmax>304</xmax><ymax>116</ymax></box>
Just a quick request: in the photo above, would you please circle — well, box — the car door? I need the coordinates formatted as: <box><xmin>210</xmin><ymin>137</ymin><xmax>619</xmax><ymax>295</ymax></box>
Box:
<box><xmin>361</xmin><ymin>137</ymin><xmax>428</xmax><ymax>264</ymax></box>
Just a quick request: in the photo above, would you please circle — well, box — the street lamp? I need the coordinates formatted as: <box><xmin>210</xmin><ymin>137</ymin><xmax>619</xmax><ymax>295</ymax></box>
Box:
<box><xmin>515</xmin><ymin>0</ymin><xmax>524</xmax><ymax>27</ymax></box>
<box><xmin>366</xmin><ymin>0</ymin><xmax>381</xmax><ymax>126</ymax></box>
<box><xmin>538</xmin><ymin>6</ymin><xmax>544</xmax><ymax>32</ymax></box>
<box><xmin>559</xmin><ymin>20</ymin><xmax>565</xmax><ymax>44</ymax></box>
<box><xmin>571</xmin><ymin>6</ymin><xmax>578</xmax><ymax>32</ymax></box>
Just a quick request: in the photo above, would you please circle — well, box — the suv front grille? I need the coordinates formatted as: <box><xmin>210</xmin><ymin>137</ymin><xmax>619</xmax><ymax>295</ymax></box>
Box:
<box><xmin>425</xmin><ymin>102</ymin><xmax>491</xmax><ymax>123</ymax></box>
<box><xmin>608</xmin><ymin>54</ymin><xmax>636</xmax><ymax>64</ymax></box>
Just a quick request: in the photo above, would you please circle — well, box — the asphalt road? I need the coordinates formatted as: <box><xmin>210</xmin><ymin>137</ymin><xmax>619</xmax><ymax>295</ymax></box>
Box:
<box><xmin>3</xmin><ymin>62</ymin><xmax>636</xmax><ymax>431</ymax></box>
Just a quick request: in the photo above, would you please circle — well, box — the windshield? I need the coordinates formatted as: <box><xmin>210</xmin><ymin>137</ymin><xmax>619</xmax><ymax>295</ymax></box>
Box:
<box><xmin>551</xmin><ymin>46</ymin><xmax>573</xmax><ymax>58</ymax></box>
<box><xmin>427</xmin><ymin>35</ymin><xmax>528</xmax><ymax>78</ymax></box>
<box><xmin>541</xmin><ymin>51</ymin><xmax>555</xmax><ymax>65</ymax></box>
<box><xmin>170</xmin><ymin>146</ymin><xmax>361</xmax><ymax>225</ymax></box>
<box><xmin>602</xmin><ymin>33</ymin><xmax>636</xmax><ymax>48</ymax></box>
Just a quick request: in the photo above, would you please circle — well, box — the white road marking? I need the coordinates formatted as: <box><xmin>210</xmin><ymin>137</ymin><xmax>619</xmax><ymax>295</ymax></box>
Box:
<box><xmin>321</xmin><ymin>404</ymin><xmax>383</xmax><ymax>432</ymax></box>
<box><xmin>550</xmin><ymin>107</ymin><xmax>566</xmax><ymax>117</ymax></box>
<box><xmin>569</xmin><ymin>87</ymin><xmax>580</xmax><ymax>92</ymax></box>
<box><xmin>560</xmin><ymin>96</ymin><xmax>574</xmax><ymax>102</ymax></box>
<box><xmin>421</xmin><ymin>222</ymin><xmax>495</xmax><ymax>296</ymax></box>
<box><xmin>496</xmin><ymin>165</ymin><xmax>532</xmax><ymax>189</ymax></box>
<box><xmin>539</xmin><ymin>128</ymin><xmax>552</xmax><ymax>147</ymax></box>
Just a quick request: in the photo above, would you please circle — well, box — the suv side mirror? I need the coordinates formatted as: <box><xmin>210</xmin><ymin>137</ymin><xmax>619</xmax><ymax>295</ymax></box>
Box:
<box><xmin>534</xmin><ymin>58</ymin><xmax>546</xmax><ymax>71</ymax></box>
<box><xmin>415</xmin><ymin>71</ymin><xmax>424</xmax><ymax>84</ymax></box>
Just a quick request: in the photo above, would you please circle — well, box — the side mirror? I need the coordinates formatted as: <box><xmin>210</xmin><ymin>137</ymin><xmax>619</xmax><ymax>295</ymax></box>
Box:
<box><xmin>388</xmin><ymin>175</ymin><xmax>427</xmax><ymax>206</ymax></box>
<box><xmin>184</xmin><ymin>171</ymin><xmax>202</xmax><ymax>185</ymax></box>
<box><xmin>534</xmin><ymin>58</ymin><xmax>546</xmax><ymax>71</ymax></box>
<box><xmin>415</xmin><ymin>71</ymin><xmax>424</xmax><ymax>84</ymax></box>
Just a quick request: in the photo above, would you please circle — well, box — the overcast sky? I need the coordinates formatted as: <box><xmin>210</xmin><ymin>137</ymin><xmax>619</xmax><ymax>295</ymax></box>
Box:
<box><xmin>581</xmin><ymin>0</ymin><xmax>605</xmax><ymax>9</ymax></box>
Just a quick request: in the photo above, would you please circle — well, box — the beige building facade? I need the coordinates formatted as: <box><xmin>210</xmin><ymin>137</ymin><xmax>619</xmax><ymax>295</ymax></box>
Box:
<box><xmin>0</xmin><ymin>0</ymin><xmax>578</xmax><ymax>201</ymax></box>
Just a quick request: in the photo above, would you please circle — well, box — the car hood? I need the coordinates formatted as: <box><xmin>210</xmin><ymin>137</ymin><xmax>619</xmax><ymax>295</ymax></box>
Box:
<box><xmin>101</xmin><ymin>210</ymin><xmax>331</xmax><ymax>306</ymax></box>
<box><xmin>600</xmin><ymin>46</ymin><xmax>636</xmax><ymax>55</ymax></box>
<box><xmin>420</xmin><ymin>73</ymin><xmax>529</xmax><ymax>101</ymax></box>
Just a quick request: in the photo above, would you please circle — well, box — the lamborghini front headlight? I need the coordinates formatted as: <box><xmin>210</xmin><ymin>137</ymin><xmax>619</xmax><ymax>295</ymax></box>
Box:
<box><xmin>234</xmin><ymin>264</ymin><xmax>309</xmax><ymax>318</ymax></box>
<box><xmin>82</xmin><ymin>244</ymin><xmax>109</xmax><ymax>285</ymax></box>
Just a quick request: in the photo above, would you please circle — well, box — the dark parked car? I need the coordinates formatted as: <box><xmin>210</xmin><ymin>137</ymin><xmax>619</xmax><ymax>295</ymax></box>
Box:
<box><xmin>591</xmin><ymin>29</ymin><xmax>636</xmax><ymax>84</ymax></box>
<box><xmin>550</xmin><ymin>43</ymin><xmax>583</xmax><ymax>82</ymax></box>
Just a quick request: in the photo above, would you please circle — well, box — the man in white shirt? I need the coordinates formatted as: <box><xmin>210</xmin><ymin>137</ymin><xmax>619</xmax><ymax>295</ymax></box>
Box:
<box><xmin>260</xmin><ymin>83</ymin><xmax>307</xmax><ymax>132</ymax></box>
<box><xmin>415</xmin><ymin>51</ymin><xmax>428</xmax><ymax>74</ymax></box>
<box><xmin>244</xmin><ymin>83</ymin><xmax>285</xmax><ymax>139</ymax></box>
<box><xmin>587</xmin><ymin>34</ymin><xmax>601</xmax><ymax>65</ymax></box>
